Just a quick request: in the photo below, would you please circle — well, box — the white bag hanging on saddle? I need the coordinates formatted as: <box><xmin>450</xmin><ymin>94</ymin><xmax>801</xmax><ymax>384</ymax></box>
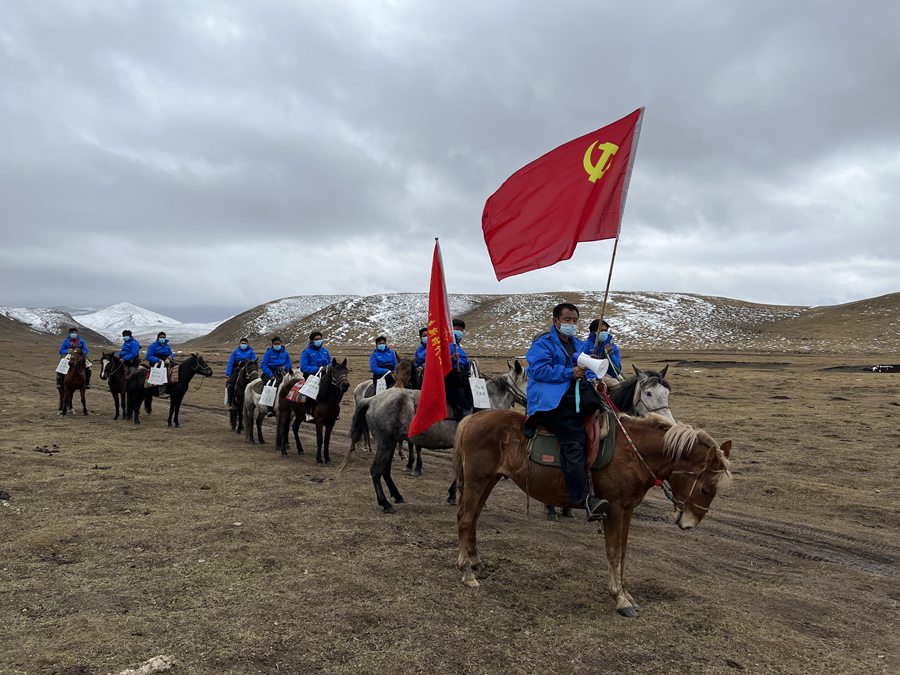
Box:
<box><xmin>375</xmin><ymin>373</ymin><xmax>389</xmax><ymax>395</ymax></box>
<box><xmin>469</xmin><ymin>361</ymin><xmax>491</xmax><ymax>409</ymax></box>
<box><xmin>258</xmin><ymin>379</ymin><xmax>278</xmax><ymax>407</ymax></box>
<box><xmin>299</xmin><ymin>367</ymin><xmax>323</xmax><ymax>400</ymax></box>
<box><xmin>55</xmin><ymin>357</ymin><xmax>70</xmax><ymax>375</ymax></box>
<box><xmin>148</xmin><ymin>362</ymin><xmax>168</xmax><ymax>386</ymax></box>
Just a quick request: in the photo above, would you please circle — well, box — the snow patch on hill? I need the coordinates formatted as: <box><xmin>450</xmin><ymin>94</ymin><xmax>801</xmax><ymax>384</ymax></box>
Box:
<box><xmin>0</xmin><ymin>307</ymin><xmax>79</xmax><ymax>335</ymax></box>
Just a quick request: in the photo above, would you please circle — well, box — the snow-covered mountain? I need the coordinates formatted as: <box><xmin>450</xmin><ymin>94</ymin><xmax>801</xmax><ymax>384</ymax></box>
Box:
<box><xmin>0</xmin><ymin>306</ymin><xmax>108</xmax><ymax>343</ymax></box>
<box><xmin>74</xmin><ymin>302</ymin><xmax>223</xmax><ymax>342</ymax></box>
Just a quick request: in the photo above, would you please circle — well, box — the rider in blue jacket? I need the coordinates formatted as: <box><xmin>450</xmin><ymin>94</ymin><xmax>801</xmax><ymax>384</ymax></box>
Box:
<box><xmin>369</xmin><ymin>335</ymin><xmax>398</xmax><ymax>388</ymax></box>
<box><xmin>584</xmin><ymin>319</ymin><xmax>623</xmax><ymax>383</ymax></box>
<box><xmin>115</xmin><ymin>330</ymin><xmax>141</xmax><ymax>364</ymax></box>
<box><xmin>145</xmin><ymin>332</ymin><xmax>174</xmax><ymax>365</ymax></box>
<box><xmin>225</xmin><ymin>337</ymin><xmax>257</xmax><ymax>409</ymax></box>
<box><xmin>445</xmin><ymin>318</ymin><xmax>473</xmax><ymax>419</ymax></box>
<box><xmin>260</xmin><ymin>336</ymin><xmax>292</xmax><ymax>379</ymax></box>
<box><xmin>299</xmin><ymin>331</ymin><xmax>332</xmax><ymax>377</ymax></box>
<box><xmin>525</xmin><ymin>302</ymin><xmax>608</xmax><ymax>522</ymax></box>
<box><xmin>414</xmin><ymin>327</ymin><xmax>428</xmax><ymax>369</ymax></box>
<box><xmin>57</xmin><ymin>327</ymin><xmax>92</xmax><ymax>388</ymax></box>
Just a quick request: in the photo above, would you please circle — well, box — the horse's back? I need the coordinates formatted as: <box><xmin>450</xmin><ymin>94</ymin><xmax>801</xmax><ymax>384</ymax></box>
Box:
<box><xmin>456</xmin><ymin>409</ymin><xmax>526</xmax><ymax>461</ymax></box>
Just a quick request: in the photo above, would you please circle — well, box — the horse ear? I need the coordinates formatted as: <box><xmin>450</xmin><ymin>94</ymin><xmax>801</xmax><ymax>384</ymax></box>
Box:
<box><xmin>659</xmin><ymin>364</ymin><xmax>669</xmax><ymax>379</ymax></box>
<box><xmin>720</xmin><ymin>440</ymin><xmax>732</xmax><ymax>457</ymax></box>
<box><xmin>191</xmin><ymin>352</ymin><xmax>198</xmax><ymax>358</ymax></box>
<box><xmin>507</xmin><ymin>359</ymin><xmax>512</xmax><ymax>370</ymax></box>
<box><xmin>633</xmin><ymin>365</ymin><xmax>646</xmax><ymax>380</ymax></box>
<box><xmin>332</xmin><ymin>357</ymin><xmax>337</xmax><ymax>366</ymax></box>
<box><xmin>341</xmin><ymin>358</ymin><xmax>347</xmax><ymax>367</ymax></box>
<box><xmin>514</xmin><ymin>359</ymin><xmax>523</xmax><ymax>376</ymax></box>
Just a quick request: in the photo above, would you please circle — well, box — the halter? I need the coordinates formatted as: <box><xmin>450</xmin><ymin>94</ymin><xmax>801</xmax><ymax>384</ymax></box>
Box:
<box><xmin>632</xmin><ymin>377</ymin><xmax>672</xmax><ymax>417</ymax></box>
<box><xmin>599</xmin><ymin>387</ymin><xmax>717</xmax><ymax>514</ymax></box>
<box><xmin>493</xmin><ymin>373</ymin><xmax>528</xmax><ymax>406</ymax></box>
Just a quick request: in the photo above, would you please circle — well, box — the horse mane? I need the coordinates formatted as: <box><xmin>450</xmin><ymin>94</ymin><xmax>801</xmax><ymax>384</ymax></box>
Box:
<box><xmin>662</xmin><ymin>421</ymin><xmax>732</xmax><ymax>487</ymax></box>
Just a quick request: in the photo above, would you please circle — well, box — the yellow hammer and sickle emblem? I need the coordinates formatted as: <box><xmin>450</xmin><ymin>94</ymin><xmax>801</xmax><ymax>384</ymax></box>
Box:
<box><xmin>583</xmin><ymin>140</ymin><xmax>620</xmax><ymax>183</ymax></box>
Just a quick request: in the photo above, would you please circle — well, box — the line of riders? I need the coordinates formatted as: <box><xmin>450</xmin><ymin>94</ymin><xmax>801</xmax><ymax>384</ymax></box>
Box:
<box><xmin>55</xmin><ymin>303</ymin><xmax>627</xmax><ymax>521</ymax></box>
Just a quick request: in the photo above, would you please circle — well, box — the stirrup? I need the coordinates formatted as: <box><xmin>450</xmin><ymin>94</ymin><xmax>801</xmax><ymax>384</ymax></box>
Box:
<box><xmin>584</xmin><ymin>496</ymin><xmax>609</xmax><ymax>522</ymax></box>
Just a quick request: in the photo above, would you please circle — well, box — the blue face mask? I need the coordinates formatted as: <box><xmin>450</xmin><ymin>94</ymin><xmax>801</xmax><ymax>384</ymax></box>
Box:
<box><xmin>377</xmin><ymin>344</ymin><xmax>386</xmax><ymax>351</ymax></box>
<box><xmin>558</xmin><ymin>323</ymin><xmax>577</xmax><ymax>337</ymax></box>
<box><xmin>273</xmin><ymin>344</ymin><xmax>282</xmax><ymax>351</ymax></box>
<box><xmin>453</xmin><ymin>330</ymin><xmax>464</xmax><ymax>341</ymax></box>
<box><xmin>597</xmin><ymin>331</ymin><xmax>610</xmax><ymax>343</ymax></box>
<box><xmin>69</xmin><ymin>332</ymin><xmax>77</xmax><ymax>339</ymax></box>
<box><xmin>313</xmin><ymin>340</ymin><xmax>323</xmax><ymax>348</ymax></box>
<box><xmin>421</xmin><ymin>336</ymin><xmax>427</xmax><ymax>344</ymax></box>
<box><xmin>158</xmin><ymin>338</ymin><xmax>167</xmax><ymax>345</ymax></box>
<box><xmin>239</xmin><ymin>343</ymin><xmax>249</xmax><ymax>351</ymax></box>
<box><xmin>123</xmin><ymin>336</ymin><xmax>131</xmax><ymax>342</ymax></box>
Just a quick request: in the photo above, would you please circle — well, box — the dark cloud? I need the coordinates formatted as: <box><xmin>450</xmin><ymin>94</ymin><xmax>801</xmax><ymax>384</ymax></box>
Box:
<box><xmin>1</xmin><ymin>0</ymin><xmax>897</xmax><ymax>315</ymax></box>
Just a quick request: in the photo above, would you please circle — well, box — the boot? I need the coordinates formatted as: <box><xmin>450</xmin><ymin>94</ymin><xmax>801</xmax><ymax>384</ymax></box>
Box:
<box><xmin>85</xmin><ymin>368</ymin><xmax>92</xmax><ymax>389</ymax></box>
<box><xmin>584</xmin><ymin>494</ymin><xmax>609</xmax><ymax>522</ymax></box>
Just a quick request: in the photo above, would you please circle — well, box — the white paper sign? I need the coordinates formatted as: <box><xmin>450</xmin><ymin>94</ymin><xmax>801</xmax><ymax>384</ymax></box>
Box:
<box><xmin>375</xmin><ymin>374</ymin><xmax>388</xmax><ymax>395</ymax></box>
<box><xmin>148</xmin><ymin>363</ymin><xmax>168</xmax><ymax>386</ymax></box>
<box><xmin>259</xmin><ymin>379</ymin><xmax>278</xmax><ymax>407</ymax></box>
<box><xmin>469</xmin><ymin>360</ymin><xmax>491</xmax><ymax>409</ymax></box>
<box><xmin>56</xmin><ymin>357</ymin><xmax>70</xmax><ymax>375</ymax></box>
<box><xmin>299</xmin><ymin>368</ymin><xmax>323</xmax><ymax>400</ymax></box>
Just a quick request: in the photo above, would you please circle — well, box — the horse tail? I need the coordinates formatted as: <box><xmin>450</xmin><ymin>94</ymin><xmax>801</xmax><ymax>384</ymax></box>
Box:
<box><xmin>341</xmin><ymin>398</ymin><xmax>371</xmax><ymax>471</ymax></box>
<box><xmin>452</xmin><ymin>415</ymin><xmax>472</xmax><ymax>488</ymax></box>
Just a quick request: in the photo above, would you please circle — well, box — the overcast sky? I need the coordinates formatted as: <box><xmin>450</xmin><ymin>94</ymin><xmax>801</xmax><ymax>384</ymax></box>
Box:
<box><xmin>1</xmin><ymin>0</ymin><xmax>898</xmax><ymax>321</ymax></box>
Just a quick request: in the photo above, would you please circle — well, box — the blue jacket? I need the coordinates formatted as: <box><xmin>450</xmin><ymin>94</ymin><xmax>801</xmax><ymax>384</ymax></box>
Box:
<box><xmin>226</xmin><ymin>346</ymin><xmax>258</xmax><ymax>377</ymax></box>
<box><xmin>369</xmin><ymin>348</ymin><xmax>398</xmax><ymax>376</ymax></box>
<box><xmin>300</xmin><ymin>344</ymin><xmax>332</xmax><ymax>376</ymax></box>
<box><xmin>526</xmin><ymin>326</ymin><xmax>588</xmax><ymax>414</ymax></box>
<box><xmin>584</xmin><ymin>332</ymin><xmax>622</xmax><ymax>376</ymax></box>
<box><xmin>116</xmin><ymin>337</ymin><xmax>141</xmax><ymax>361</ymax></box>
<box><xmin>146</xmin><ymin>339</ymin><xmax>174</xmax><ymax>364</ymax></box>
<box><xmin>450</xmin><ymin>342</ymin><xmax>470</xmax><ymax>375</ymax></box>
<box><xmin>260</xmin><ymin>346</ymin><xmax>292</xmax><ymax>378</ymax></box>
<box><xmin>59</xmin><ymin>336</ymin><xmax>88</xmax><ymax>356</ymax></box>
<box><xmin>414</xmin><ymin>343</ymin><xmax>427</xmax><ymax>368</ymax></box>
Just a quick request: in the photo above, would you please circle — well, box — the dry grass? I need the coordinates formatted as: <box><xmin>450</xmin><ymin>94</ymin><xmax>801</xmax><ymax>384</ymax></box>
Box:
<box><xmin>1</xmin><ymin>343</ymin><xmax>898</xmax><ymax>674</ymax></box>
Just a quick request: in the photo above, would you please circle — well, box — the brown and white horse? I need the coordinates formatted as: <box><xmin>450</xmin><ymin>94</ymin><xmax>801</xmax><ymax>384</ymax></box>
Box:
<box><xmin>59</xmin><ymin>347</ymin><xmax>88</xmax><ymax>416</ymax></box>
<box><xmin>452</xmin><ymin>409</ymin><xmax>732</xmax><ymax>616</ymax></box>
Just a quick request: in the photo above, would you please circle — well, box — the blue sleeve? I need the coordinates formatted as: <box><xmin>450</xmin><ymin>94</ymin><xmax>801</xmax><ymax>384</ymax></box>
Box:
<box><xmin>609</xmin><ymin>344</ymin><xmax>622</xmax><ymax>373</ymax></box>
<box><xmin>80</xmin><ymin>338</ymin><xmax>88</xmax><ymax>356</ymax></box>
<box><xmin>260</xmin><ymin>349</ymin><xmax>272</xmax><ymax>376</ymax></box>
<box><xmin>248</xmin><ymin>348</ymin><xmax>257</xmax><ymax>361</ymax></box>
<box><xmin>226</xmin><ymin>350</ymin><xmax>237</xmax><ymax>377</ymax></box>
<box><xmin>369</xmin><ymin>352</ymin><xmax>380</xmax><ymax>375</ymax></box>
<box><xmin>390</xmin><ymin>350</ymin><xmax>398</xmax><ymax>370</ymax></box>
<box><xmin>414</xmin><ymin>345</ymin><xmax>426</xmax><ymax>367</ymax></box>
<box><xmin>526</xmin><ymin>339</ymin><xmax>573</xmax><ymax>384</ymax></box>
<box><xmin>300</xmin><ymin>348</ymin><xmax>312</xmax><ymax>374</ymax></box>
<box><xmin>59</xmin><ymin>339</ymin><xmax>69</xmax><ymax>355</ymax></box>
<box><xmin>146</xmin><ymin>344</ymin><xmax>158</xmax><ymax>364</ymax></box>
<box><xmin>283</xmin><ymin>349</ymin><xmax>292</xmax><ymax>371</ymax></box>
<box><xmin>583</xmin><ymin>334</ymin><xmax>596</xmax><ymax>354</ymax></box>
<box><xmin>456</xmin><ymin>346</ymin><xmax>470</xmax><ymax>374</ymax></box>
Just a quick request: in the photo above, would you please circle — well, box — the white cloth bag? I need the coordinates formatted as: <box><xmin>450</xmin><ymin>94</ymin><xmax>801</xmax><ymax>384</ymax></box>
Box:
<box><xmin>258</xmin><ymin>379</ymin><xmax>278</xmax><ymax>407</ymax></box>
<box><xmin>469</xmin><ymin>361</ymin><xmax>491</xmax><ymax>409</ymax></box>
<box><xmin>55</xmin><ymin>357</ymin><xmax>70</xmax><ymax>375</ymax></box>
<box><xmin>148</xmin><ymin>362</ymin><xmax>168</xmax><ymax>386</ymax></box>
<box><xmin>375</xmin><ymin>373</ymin><xmax>389</xmax><ymax>395</ymax></box>
<box><xmin>299</xmin><ymin>367</ymin><xmax>323</xmax><ymax>400</ymax></box>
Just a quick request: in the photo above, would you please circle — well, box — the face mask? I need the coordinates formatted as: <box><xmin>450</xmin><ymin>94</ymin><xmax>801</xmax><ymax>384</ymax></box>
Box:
<box><xmin>273</xmin><ymin>344</ymin><xmax>282</xmax><ymax>351</ymax></box>
<box><xmin>558</xmin><ymin>323</ymin><xmax>577</xmax><ymax>337</ymax></box>
<box><xmin>69</xmin><ymin>332</ymin><xmax>77</xmax><ymax>339</ymax></box>
<box><xmin>421</xmin><ymin>336</ymin><xmax>427</xmax><ymax>344</ymax></box>
<box><xmin>313</xmin><ymin>340</ymin><xmax>323</xmax><ymax>348</ymax></box>
<box><xmin>239</xmin><ymin>343</ymin><xmax>249</xmax><ymax>351</ymax></box>
<box><xmin>377</xmin><ymin>344</ymin><xmax>386</xmax><ymax>351</ymax></box>
<box><xmin>158</xmin><ymin>338</ymin><xmax>167</xmax><ymax>345</ymax></box>
<box><xmin>123</xmin><ymin>336</ymin><xmax>131</xmax><ymax>342</ymax></box>
<box><xmin>453</xmin><ymin>330</ymin><xmax>464</xmax><ymax>341</ymax></box>
<box><xmin>597</xmin><ymin>331</ymin><xmax>610</xmax><ymax>343</ymax></box>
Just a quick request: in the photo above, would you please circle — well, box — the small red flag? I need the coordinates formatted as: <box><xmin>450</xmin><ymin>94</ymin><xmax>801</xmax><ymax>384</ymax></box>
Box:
<box><xmin>408</xmin><ymin>241</ymin><xmax>454</xmax><ymax>438</ymax></box>
<box><xmin>482</xmin><ymin>108</ymin><xmax>644</xmax><ymax>280</ymax></box>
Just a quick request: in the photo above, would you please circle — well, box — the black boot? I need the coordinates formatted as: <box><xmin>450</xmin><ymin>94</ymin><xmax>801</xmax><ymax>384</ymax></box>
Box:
<box><xmin>584</xmin><ymin>495</ymin><xmax>609</xmax><ymax>522</ymax></box>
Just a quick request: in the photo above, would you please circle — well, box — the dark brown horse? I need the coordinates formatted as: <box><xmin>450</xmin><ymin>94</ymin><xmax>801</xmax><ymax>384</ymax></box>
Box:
<box><xmin>142</xmin><ymin>354</ymin><xmax>213</xmax><ymax>427</ymax></box>
<box><xmin>99</xmin><ymin>352</ymin><xmax>128</xmax><ymax>420</ymax></box>
<box><xmin>453</xmin><ymin>410</ymin><xmax>732</xmax><ymax>616</ymax></box>
<box><xmin>276</xmin><ymin>358</ymin><xmax>350</xmax><ymax>464</ymax></box>
<box><xmin>58</xmin><ymin>348</ymin><xmax>88</xmax><ymax>416</ymax></box>
<box><xmin>229</xmin><ymin>359</ymin><xmax>260</xmax><ymax>434</ymax></box>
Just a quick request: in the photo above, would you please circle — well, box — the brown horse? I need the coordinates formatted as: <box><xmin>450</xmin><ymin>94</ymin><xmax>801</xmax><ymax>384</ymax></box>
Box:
<box><xmin>452</xmin><ymin>409</ymin><xmax>732</xmax><ymax>616</ymax></box>
<box><xmin>58</xmin><ymin>348</ymin><xmax>88</xmax><ymax>416</ymax></box>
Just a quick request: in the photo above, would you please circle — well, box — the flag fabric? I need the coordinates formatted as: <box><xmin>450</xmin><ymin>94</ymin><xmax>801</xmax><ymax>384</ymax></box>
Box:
<box><xmin>408</xmin><ymin>241</ymin><xmax>454</xmax><ymax>438</ymax></box>
<box><xmin>482</xmin><ymin>108</ymin><xmax>644</xmax><ymax>281</ymax></box>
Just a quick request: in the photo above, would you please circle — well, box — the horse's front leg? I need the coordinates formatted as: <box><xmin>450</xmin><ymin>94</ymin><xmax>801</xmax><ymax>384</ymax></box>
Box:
<box><xmin>603</xmin><ymin>506</ymin><xmax>637</xmax><ymax>617</ymax></box>
<box><xmin>292</xmin><ymin>415</ymin><xmax>303</xmax><ymax>454</ymax></box>
<box><xmin>112</xmin><ymin>391</ymin><xmax>120</xmax><ymax>420</ymax></box>
<box><xmin>413</xmin><ymin>446</ymin><xmax>422</xmax><ymax>477</ymax></box>
<box><xmin>80</xmin><ymin>387</ymin><xmax>88</xmax><ymax>416</ymax></box>
<box><xmin>256</xmin><ymin>412</ymin><xmax>265</xmax><ymax>445</ymax></box>
<box><xmin>315</xmin><ymin>422</ymin><xmax>324</xmax><ymax>464</ymax></box>
<box><xmin>167</xmin><ymin>397</ymin><xmax>175</xmax><ymax>427</ymax></box>
<box><xmin>58</xmin><ymin>386</ymin><xmax>65</xmax><ymax>416</ymax></box>
<box><xmin>619</xmin><ymin>507</ymin><xmax>640</xmax><ymax>611</ymax></box>
<box><xmin>322</xmin><ymin>422</ymin><xmax>333</xmax><ymax>464</ymax></box>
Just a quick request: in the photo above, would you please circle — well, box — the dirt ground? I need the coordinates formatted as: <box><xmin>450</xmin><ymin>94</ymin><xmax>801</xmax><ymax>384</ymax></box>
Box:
<box><xmin>1</xmin><ymin>342</ymin><xmax>898</xmax><ymax>674</ymax></box>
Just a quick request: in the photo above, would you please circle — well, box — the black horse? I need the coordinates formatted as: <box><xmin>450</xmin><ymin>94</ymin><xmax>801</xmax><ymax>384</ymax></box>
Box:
<box><xmin>277</xmin><ymin>359</ymin><xmax>350</xmax><ymax>464</ymax></box>
<box><xmin>229</xmin><ymin>359</ymin><xmax>260</xmax><ymax>434</ymax></box>
<box><xmin>99</xmin><ymin>352</ymin><xmax>128</xmax><ymax>420</ymax></box>
<box><xmin>138</xmin><ymin>354</ymin><xmax>214</xmax><ymax>427</ymax></box>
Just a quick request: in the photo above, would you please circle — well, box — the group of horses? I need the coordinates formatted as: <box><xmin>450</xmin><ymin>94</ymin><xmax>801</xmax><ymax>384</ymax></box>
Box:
<box><xmin>85</xmin><ymin>347</ymin><xmax>733</xmax><ymax>617</ymax></box>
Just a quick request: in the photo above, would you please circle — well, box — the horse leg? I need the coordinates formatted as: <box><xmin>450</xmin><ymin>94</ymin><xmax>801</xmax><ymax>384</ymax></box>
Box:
<box><xmin>276</xmin><ymin>410</ymin><xmax>289</xmax><ymax>456</ymax></box>
<box><xmin>370</xmin><ymin>446</ymin><xmax>394</xmax><ymax>513</ymax></box>
<box><xmin>382</xmin><ymin>450</ymin><xmax>403</xmax><ymax>505</ymax></box>
<box><xmin>293</xmin><ymin>415</ymin><xmax>303</xmax><ymax>454</ymax></box>
<box><xmin>323</xmin><ymin>422</ymin><xmax>333</xmax><ymax>464</ymax></box>
<box><xmin>403</xmin><ymin>444</ymin><xmax>413</xmax><ymax>473</ymax></box>
<box><xmin>167</xmin><ymin>396</ymin><xmax>175</xmax><ymax>427</ymax></box>
<box><xmin>447</xmin><ymin>479</ymin><xmax>458</xmax><ymax>505</ymax></box>
<box><xmin>112</xmin><ymin>390</ymin><xmax>120</xmax><ymax>420</ymax></box>
<box><xmin>619</xmin><ymin>507</ymin><xmax>640</xmax><ymax>611</ymax></box>
<box><xmin>547</xmin><ymin>506</ymin><xmax>558</xmax><ymax>521</ymax></box>
<box><xmin>245</xmin><ymin>406</ymin><xmax>255</xmax><ymax>444</ymax></box>
<box><xmin>603</xmin><ymin>506</ymin><xmax>637</xmax><ymax>617</ymax></box>
<box><xmin>58</xmin><ymin>386</ymin><xmax>65</xmax><ymax>416</ymax></box>
<box><xmin>80</xmin><ymin>387</ymin><xmax>88</xmax><ymax>416</ymax></box>
<box><xmin>315</xmin><ymin>422</ymin><xmax>324</xmax><ymax>464</ymax></box>
<box><xmin>411</xmin><ymin>446</ymin><xmax>422</xmax><ymax>477</ymax></box>
<box><xmin>457</xmin><ymin>475</ymin><xmax>500</xmax><ymax>587</ymax></box>
<box><xmin>256</xmin><ymin>412</ymin><xmax>265</xmax><ymax>445</ymax></box>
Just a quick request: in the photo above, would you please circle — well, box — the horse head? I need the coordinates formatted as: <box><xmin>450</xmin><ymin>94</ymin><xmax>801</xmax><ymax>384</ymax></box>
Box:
<box><xmin>662</xmin><ymin>423</ymin><xmax>732</xmax><ymax>530</ymax></box>
<box><xmin>243</xmin><ymin>359</ymin><xmax>260</xmax><ymax>381</ymax></box>
<box><xmin>330</xmin><ymin>357</ymin><xmax>350</xmax><ymax>394</ymax></box>
<box><xmin>393</xmin><ymin>358</ymin><xmax>413</xmax><ymax>389</ymax></box>
<box><xmin>192</xmin><ymin>353</ymin><xmax>213</xmax><ymax>377</ymax></box>
<box><xmin>630</xmin><ymin>365</ymin><xmax>673</xmax><ymax>420</ymax></box>
<box><xmin>100</xmin><ymin>351</ymin><xmax>115</xmax><ymax>380</ymax></box>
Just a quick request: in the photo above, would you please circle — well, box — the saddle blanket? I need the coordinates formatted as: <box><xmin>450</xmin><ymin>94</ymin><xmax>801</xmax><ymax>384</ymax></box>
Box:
<box><xmin>528</xmin><ymin>410</ymin><xmax>617</xmax><ymax>472</ymax></box>
<box><xmin>286</xmin><ymin>379</ymin><xmax>307</xmax><ymax>403</ymax></box>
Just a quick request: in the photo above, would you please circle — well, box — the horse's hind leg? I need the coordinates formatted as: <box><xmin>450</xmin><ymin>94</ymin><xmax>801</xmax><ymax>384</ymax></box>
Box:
<box><xmin>619</xmin><ymin>507</ymin><xmax>639</xmax><ymax>611</ymax></box>
<box><xmin>292</xmin><ymin>416</ymin><xmax>303</xmax><ymax>454</ymax></box>
<box><xmin>382</xmin><ymin>451</ymin><xmax>403</xmax><ymax>504</ymax></box>
<box><xmin>323</xmin><ymin>423</ymin><xmax>334</xmax><ymax>464</ymax></box>
<box><xmin>80</xmin><ymin>388</ymin><xmax>88</xmax><ymax>416</ymax></box>
<box><xmin>403</xmin><ymin>443</ymin><xmax>413</xmax><ymax>472</ymax></box>
<box><xmin>411</xmin><ymin>446</ymin><xmax>422</xmax><ymax>477</ymax></box>
<box><xmin>256</xmin><ymin>413</ymin><xmax>265</xmax><ymax>445</ymax></box>
<box><xmin>370</xmin><ymin>447</ymin><xmax>395</xmax><ymax>513</ymax></box>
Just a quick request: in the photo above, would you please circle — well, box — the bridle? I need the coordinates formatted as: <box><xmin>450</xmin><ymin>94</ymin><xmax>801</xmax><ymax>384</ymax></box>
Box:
<box><xmin>494</xmin><ymin>373</ymin><xmax>527</xmax><ymax>407</ymax></box>
<box><xmin>633</xmin><ymin>377</ymin><xmax>672</xmax><ymax>417</ymax></box>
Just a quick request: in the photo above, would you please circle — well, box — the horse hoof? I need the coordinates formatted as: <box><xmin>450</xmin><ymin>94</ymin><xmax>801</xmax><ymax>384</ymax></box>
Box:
<box><xmin>167</xmin><ymin>423</ymin><xmax>172</xmax><ymax>428</ymax></box>
<box><xmin>402</xmin><ymin>466</ymin><xmax>412</xmax><ymax>473</ymax></box>
<box><xmin>394</xmin><ymin>497</ymin><xmax>405</xmax><ymax>504</ymax></box>
<box><xmin>547</xmin><ymin>512</ymin><xmax>558</xmax><ymax>522</ymax></box>
<box><xmin>447</xmin><ymin>497</ymin><xmax>457</xmax><ymax>506</ymax></box>
<box><xmin>259</xmin><ymin>440</ymin><xmax>266</xmax><ymax>445</ymax></box>
<box><xmin>175</xmin><ymin>423</ymin><xmax>180</xmax><ymax>428</ymax></box>
<box><xmin>325</xmin><ymin>460</ymin><xmax>332</xmax><ymax>466</ymax></box>
<box><xmin>616</xmin><ymin>606</ymin><xmax>639</xmax><ymax>618</ymax></box>
<box><xmin>383</xmin><ymin>505</ymin><xmax>396</xmax><ymax>514</ymax></box>
<box><xmin>463</xmin><ymin>577</ymin><xmax>480</xmax><ymax>588</ymax></box>
<box><xmin>316</xmin><ymin>459</ymin><xmax>324</xmax><ymax>465</ymax></box>
<box><xmin>411</xmin><ymin>470</ymin><xmax>421</xmax><ymax>478</ymax></box>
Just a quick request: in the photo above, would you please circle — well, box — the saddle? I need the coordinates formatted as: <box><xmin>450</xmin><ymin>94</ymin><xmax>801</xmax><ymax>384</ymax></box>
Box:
<box><xmin>528</xmin><ymin>408</ymin><xmax>616</xmax><ymax>472</ymax></box>
<box><xmin>286</xmin><ymin>378</ymin><xmax>307</xmax><ymax>403</ymax></box>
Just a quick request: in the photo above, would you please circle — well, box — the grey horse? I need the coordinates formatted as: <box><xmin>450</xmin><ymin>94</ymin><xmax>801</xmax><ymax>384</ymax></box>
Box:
<box><xmin>341</xmin><ymin>360</ymin><xmax>527</xmax><ymax>513</ymax></box>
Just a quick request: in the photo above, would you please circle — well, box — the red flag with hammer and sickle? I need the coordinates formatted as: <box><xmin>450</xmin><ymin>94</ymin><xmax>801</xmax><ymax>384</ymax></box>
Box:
<box><xmin>482</xmin><ymin>108</ymin><xmax>644</xmax><ymax>280</ymax></box>
<box><xmin>408</xmin><ymin>241</ymin><xmax>454</xmax><ymax>438</ymax></box>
